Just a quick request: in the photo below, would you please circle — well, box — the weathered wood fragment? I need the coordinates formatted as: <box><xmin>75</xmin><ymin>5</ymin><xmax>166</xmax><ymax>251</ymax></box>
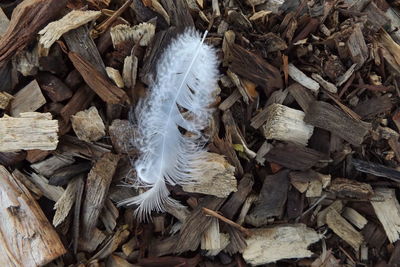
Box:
<box><xmin>71</xmin><ymin>106</ymin><xmax>106</xmax><ymax>142</ymax></box>
<box><xmin>29</xmin><ymin>172</ymin><xmax>64</xmax><ymax>202</ymax></box>
<box><xmin>0</xmin><ymin>165</ymin><xmax>66</xmax><ymax>266</ymax></box>
<box><xmin>0</xmin><ymin>112</ymin><xmax>58</xmax><ymax>151</ymax></box>
<box><xmin>326</xmin><ymin>209</ymin><xmax>364</xmax><ymax>251</ymax></box>
<box><xmin>371</xmin><ymin>188</ymin><xmax>400</xmax><ymax>243</ymax></box>
<box><xmin>342</xmin><ymin>207</ymin><xmax>368</xmax><ymax>230</ymax></box>
<box><xmin>304</xmin><ymin>101</ymin><xmax>369</xmax><ymax>146</ymax></box>
<box><xmin>354</xmin><ymin>94</ymin><xmax>393</xmax><ymax>119</ymax></box>
<box><xmin>317</xmin><ymin>200</ymin><xmax>343</xmax><ymax>227</ymax></box>
<box><xmin>0</xmin><ymin>0</ymin><xmax>67</xmax><ymax>67</ymax></box>
<box><xmin>182</xmin><ymin>152</ymin><xmax>237</xmax><ymax>198</ymax></box>
<box><xmin>53</xmin><ymin>177</ymin><xmax>81</xmax><ymax>227</ymax></box>
<box><xmin>106</xmin><ymin>67</ymin><xmax>124</xmax><ymax>88</ymax></box>
<box><xmin>228</xmin><ymin>43</ymin><xmax>283</xmax><ymax>94</ymax></box>
<box><xmin>110</xmin><ymin>23</ymin><xmax>155</xmax><ymax>47</ymax></box>
<box><xmin>10</xmin><ymin>80</ymin><xmax>46</xmax><ymax>116</ymax></box>
<box><xmin>109</xmin><ymin>119</ymin><xmax>135</xmax><ymax>154</ymax></box>
<box><xmin>38</xmin><ymin>10</ymin><xmax>101</xmax><ymax>56</ymax></box>
<box><xmin>31</xmin><ymin>153</ymin><xmax>75</xmax><ymax>177</ymax></box>
<box><xmin>201</xmin><ymin>218</ymin><xmax>221</xmax><ymax>250</ymax></box>
<box><xmin>246</xmin><ymin>170</ymin><xmax>289</xmax><ymax>227</ymax></box>
<box><xmin>60</xmin><ymin>86</ymin><xmax>95</xmax><ymax>121</ymax></box>
<box><xmin>81</xmin><ymin>153</ymin><xmax>119</xmax><ymax>244</ymax></box>
<box><xmin>311</xmin><ymin>73</ymin><xmax>338</xmax><ymax>93</ymax></box>
<box><xmin>0</xmin><ymin>8</ymin><xmax>9</xmax><ymax>37</ymax></box>
<box><xmin>288</xmin><ymin>63</ymin><xmax>319</xmax><ymax>92</ymax></box>
<box><xmin>122</xmin><ymin>53</ymin><xmax>138</xmax><ymax>89</ymax></box>
<box><xmin>242</xmin><ymin>224</ymin><xmax>321</xmax><ymax>265</ymax></box>
<box><xmin>347</xmin><ymin>25</ymin><xmax>368</xmax><ymax>68</ymax></box>
<box><xmin>261</xmin><ymin>103</ymin><xmax>314</xmax><ymax>146</ymax></box>
<box><xmin>0</xmin><ymin>91</ymin><xmax>13</xmax><ymax>109</ymax></box>
<box><xmin>175</xmin><ymin>197</ymin><xmax>225</xmax><ymax>253</ymax></box>
<box><xmin>89</xmin><ymin>226</ymin><xmax>130</xmax><ymax>260</ymax></box>
<box><xmin>329</xmin><ymin>178</ymin><xmax>374</xmax><ymax>199</ymax></box>
<box><xmin>265</xmin><ymin>143</ymin><xmax>328</xmax><ymax>171</ymax></box>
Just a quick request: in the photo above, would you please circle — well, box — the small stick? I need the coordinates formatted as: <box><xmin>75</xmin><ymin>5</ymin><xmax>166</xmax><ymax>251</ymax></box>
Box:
<box><xmin>202</xmin><ymin>207</ymin><xmax>251</xmax><ymax>237</ymax></box>
<box><xmin>95</xmin><ymin>0</ymin><xmax>133</xmax><ymax>34</ymax></box>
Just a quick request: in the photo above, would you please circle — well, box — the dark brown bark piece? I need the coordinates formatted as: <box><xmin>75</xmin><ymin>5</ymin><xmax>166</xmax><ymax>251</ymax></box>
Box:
<box><xmin>352</xmin><ymin>158</ymin><xmax>400</xmax><ymax>183</ymax></box>
<box><xmin>220</xmin><ymin>174</ymin><xmax>254</xmax><ymax>220</ymax></box>
<box><xmin>353</xmin><ymin>94</ymin><xmax>393</xmax><ymax>119</ymax></box>
<box><xmin>60</xmin><ymin>85</ymin><xmax>95</xmax><ymax>121</ymax></box>
<box><xmin>0</xmin><ymin>0</ymin><xmax>67</xmax><ymax>67</ymax></box>
<box><xmin>228</xmin><ymin>43</ymin><xmax>283</xmax><ymax>95</ymax></box>
<box><xmin>245</xmin><ymin>170</ymin><xmax>289</xmax><ymax>227</ymax></box>
<box><xmin>37</xmin><ymin>72</ymin><xmax>73</xmax><ymax>102</ymax></box>
<box><xmin>265</xmin><ymin>143</ymin><xmax>328</xmax><ymax>171</ymax></box>
<box><xmin>304</xmin><ymin>101</ymin><xmax>369</xmax><ymax>146</ymax></box>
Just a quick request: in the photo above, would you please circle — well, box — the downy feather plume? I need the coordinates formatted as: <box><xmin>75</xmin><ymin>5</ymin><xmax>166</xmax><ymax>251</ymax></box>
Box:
<box><xmin>119</xmin><ymin>29</ymin><xmax>219</xmax><ymax>221</ymax></box>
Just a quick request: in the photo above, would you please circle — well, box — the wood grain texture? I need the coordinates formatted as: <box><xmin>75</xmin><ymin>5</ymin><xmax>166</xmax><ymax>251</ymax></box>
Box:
<box><xmin>0</xmin><ymin>165</ymin><xmax>66</xmax><ymax>266</ymax></box>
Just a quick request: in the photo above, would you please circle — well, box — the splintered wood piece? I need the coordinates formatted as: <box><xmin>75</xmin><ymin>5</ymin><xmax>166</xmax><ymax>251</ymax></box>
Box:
<box><xmin>329</xmin><ymin>178</ymin><xmax>374</xmax><ymax>199</ymax></box>
<box><xmin>14</xmin><ymin>46</ymin><xmax>39</xmax><ymax>77</ymax></box>
<box><xmin>288</xmin><ymin>63</ymin><xmax>319</xmax><ymax>92</ymax></box>
<box><xmin>201</xmin><ymin>218</ymin><xmax>221</xmax><ymax>250</ymax></box>
<box><xmin>0</xmin><ymin>91</ymin><xmax>13</xmax><ymax>109</ymax></box>
<box><xmin>242</xmin><ymin>224</ymin><xmax>321</xmax><ymax>265</ymax></box>
<box><xmin>89</xmin><ymin>226</ymin><xmax>130</xmax><ymax>261</ymax></box>
<box><xmin>81</xmin><ymin>153</ymin><xmax>119</xmax><ymax>243</ymax></box>
<box><xmin>61</xmin><ymin>86</ymin><xmax>95</xmax><ymax>122</ymax></box>
<box><xmin>342</xmin><ymin>207</ymin><xmax>368</xmax><ymax>230</ymax></box>
<box><xmin>304</xmin><ymin>101</ymin><xmax>369</xmax><ymax>146</ymax></box>
<box><xmin>289</xmin><ymin>170</ymin><xmax>330</xmax><ymax>197</ymax></box>
<box><xmin>175</xmin><ymin>197</ymin><xmax>225</xmax><ymax>253</ymax></box>
<box><xmin>29</xmin><ymin>172</ymin><xmax>64</xmax><ymax>202</ymax></box>
<box><xmin>0</xmin><ymin>166</ymin><xmax>66</xmax><ymax>266</ymax></box>
<box><xmin>0</xmin><ymin>112</ymin><xmax>58</xmax><ymax>152</ymax></box>
<box><xmin>347</xmin><ymin>25</ymin><xmax>368</xmax><ymax>68</ymax></box>
<box><xmin>326</xmin><ymin>209</ymin><xmax>364</xmax><ymax>251</ymax></box>
<box><xmin>53</xmin><ymin>177</ymin><xmax>80</xmax><ymax>227</ymax></box>
<box><xmin>352</xmin><ymin>158</ymin><xmax>400</xmax><ymax>182</ymax></box>
<box><xmin>12</xmin><ymin>169</ymin><xmax>43</xmax><ymax>199</ymax></box>
<box><xmin>255</xmin><ymin>141</ymin><xmax>272</xmax><ymax>166</ymax></box>
<box><xmin>31</xmin><ymin>153</ymin><xmax>75</xmax><ymax>177</ymax></box>
<box><xmin>317</xmin><ymin>200</ymin><xmax>343</xmax><ymax>227</ymax></box>
<box><xmin>107</xmin><ymin>254</ymin><xmax>135</xmax><ymax>267</ymax></box>
<box><xmin>311</xmin><ymin>73</ymin><xmax>338</xmax><ymax>93</ymax></box>
<box><xmin>371</xmin><ymin>188</ymin><xmax>400</xmax><ymax>243</ymax></box>
<box><xmin>288</xmin><ymin>83</ymin><xmax>315</xmax><ymax>112</ymax></box>
<box><xmin>220</xmin><ymin>173</ymin><xmax>254</xmax><ymax>220</ymax></box>
<box><xmin>71</xmin><ymin>106</ymin><xmax>106</xmax><ymax>142</ymax></box>
<box><xmin>38</xmin><ymin>10</ymin><xmax>101</xmax><ymax>56</ymax></box>
<box><xmin>364</xmin><ymin>2</ymin><xmax>389</xmax><ymax>33</ymax></box>
<box><xmin>261</xmin><ymin>103</ymin><xmax>314</xmax><ymax>146</ymax></box>
<box><xmin>246</xmin><ymin>170</ymin><xmax>289</xmax><ymax>227</ymax></box>
<box><xmin>110</xmin><ymin>23</ymin><xmax>155</xmax><ymax>47</ymax></box>
<box><xmin>265</xmin><ymin>143</ymin><xmax>328</xmax><ymax>171</ymax></box>
<box><xmin>100</xmin><ymin>199</ymin><xmax>119</xmax><ymax>233</ymax></box>
<box><xmin>68</xmin><ymin>52</ymin><xmax>128</xmax><ymax>104</ymax></box>
<box><xmin>37</xmin><ymin>72</ymin><xmax>73</xmax><ymax>102</ymax></box>
<box><xmin>10</xmin><ymin>80</ymin><xmax>46</xmax><ymax>116</ymax></box>
<box><xmin>123</xmin><ymin>54</ymin><xmax>138</xmax><ymax>89</ymax></box>
<box><xmin>0</xmin><ymin>0</ymin><xmax>67</xmax><ymax>67</ymax></box>
<box><xmin>228</xmin><ymin>43</ymin><xmax>283</xmax><ymax>94</ymax></box>
<box><xmin>106</xmin><ymin>67</ymin><xmax>124</xmax><ymax>88</ymax></box>
<box><xmin>336</xmin><ymin>64</ymin><xmax>357</xmax><ymax>86</ymax></box>
<box><xmin>182</xmin><ymin>152</ymin><xmax>237</xmax><ymax>198</ymax></box>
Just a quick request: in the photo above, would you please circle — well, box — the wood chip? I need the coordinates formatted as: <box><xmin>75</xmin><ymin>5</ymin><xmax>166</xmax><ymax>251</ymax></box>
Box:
<box><xmin>0</xmin><ymin>112</ymin><xmax>58</xmax><ymax>151</ymax></box>
<box><xmin>0</xmin><ymin>165</ymin><xmax>66</xmax><ymax>266</ymax></box>
<box><xmin>0</xmin><ymin>91</ymin><xmax>13</xmax><ymax>109</ymax></box>
<box><xmin>53</xmin><ymin>177</ymin><xmax>80</xmax><ymax>227</ymax></box>
<box><xmin>10</xmin><ymin>80</ymin><xmax>46</xmax><ymax>116</ymax></box>
<box><xmin>342</xmin><ymin>207</ymin><xmax>368</xmax><ymax>230</ymax></box>
<box><xmin>110</xmin><ymin>23</ymin><xmax>155</xmax><ymax>47</ymax></box>
<box><xmin>38</xmin><ymin>10</ymin><xmax>101</xmax><ymax>56</ymax></box>
<box><xmin>71</xmin><ymin>106</ymin><xmax>106</xmax><ymax>142</ymax></box>
<box><xmin>242</xmin><ymin>224</ymin><xmax>321</xmax><ymax>265</ymax></box>
<box><xmin>81</xmin><ymin>153</ymin><xmax>119</xmax><ymax>243</ymax></box>
<box><xmin>329</xmin><ymin>177</ymin><xmax>374</xmax><ymax>199</ymax></box>
<box><xmin>31</xmin><ymin>153</ymin><xmax>75</xmax><ymax>177</ymax></box>
<box><xmin>304</xmin><ymin>101</ymin><xmax>369</xmax><ymax>146</ymax></box>
<box><xmin>311</xmin><ymin>73</ymin><xmax>338</xmax><ymax>93</ymax></box>
<box><xmin>0</xmin><ymin>8</ymin><xmax>9</xmax><ymax>37</ymax></box>
<box><xmin>288</xmin><ymin>63</ymin><xmax>319</xmax><ymax>92</ymax></box>
<box><xmin>347</xmin><ymin>25</ymin><xmax>368</xmax><ymax>68</ymax></box>
<box><xmin>261</xmin><ymin>103</ymin><xmax>314</xmax><ymax>146</ymax></box>
<box><xmin>122</xmin><ymin>54</ymin><xmax>138</xmax><ymax>89</ymax></box>
<box><xmin>371</xmin><ymin>188</ymin><xmax>400</xmax><ymax>243</ymax></box>
<box><xmin>352</xmin><ymin>158</ymin><xmax>400</xmax><ymax>182</ymax></box>
<box><xmin>246</xmin><ymin>170</ymin><xmax>289</xmax><ymax>227</ymax></box>
<box><xmin>182</xmin><ymin>152</ymin><xmax>236</xmax><ymax>197</ymax></box>
<box><xmin>326</xmin><ymin>209</ymin><xmax>364</xmax><ymax>251</ymax></box>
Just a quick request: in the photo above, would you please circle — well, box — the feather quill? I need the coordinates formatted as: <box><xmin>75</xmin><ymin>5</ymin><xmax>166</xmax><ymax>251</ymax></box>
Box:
<box><xmin>119</xmin><ymin>29</ymin><xmax>219</xmax><ymax>220</ymax></box>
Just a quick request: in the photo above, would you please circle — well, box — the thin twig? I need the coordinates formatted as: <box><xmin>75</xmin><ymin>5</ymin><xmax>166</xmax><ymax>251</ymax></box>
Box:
<box><xmin>202</xmin><ymin>207</ymin><xmax>251</xmax><ymax>237</ymax></box>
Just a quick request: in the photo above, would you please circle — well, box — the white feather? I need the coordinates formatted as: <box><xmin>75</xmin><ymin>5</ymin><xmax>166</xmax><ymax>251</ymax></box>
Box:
<box><xmin>119</xmin><ymin>29</ymin><xmax>219</xmax><ymax>221</ymax></box>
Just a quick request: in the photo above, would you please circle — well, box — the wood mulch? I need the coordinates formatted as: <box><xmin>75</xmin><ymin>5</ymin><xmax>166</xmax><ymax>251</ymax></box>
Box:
<box><xmin>1</xmin><ymin>0</ymin><xmax>400</xmax><ymax>266</ymax></box>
